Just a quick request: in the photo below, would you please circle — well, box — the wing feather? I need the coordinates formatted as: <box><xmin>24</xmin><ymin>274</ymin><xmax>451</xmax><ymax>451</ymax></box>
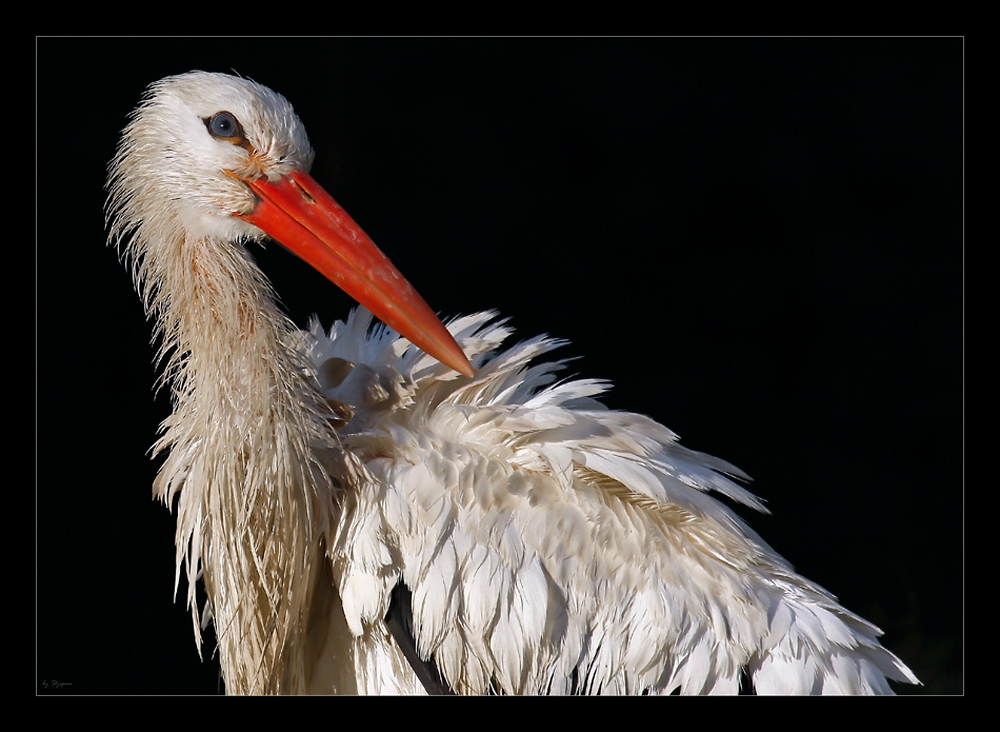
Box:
<box><xmin>307</xmin><ymin>309</ymin><xmax>917</xmax><ymax>695</ymax></box>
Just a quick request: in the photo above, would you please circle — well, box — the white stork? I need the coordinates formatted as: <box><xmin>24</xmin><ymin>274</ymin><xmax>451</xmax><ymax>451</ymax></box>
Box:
<box><xmin>106</xmin><ymin>70</ymin><xmax>918</xmax><ymax>695</ymax></box>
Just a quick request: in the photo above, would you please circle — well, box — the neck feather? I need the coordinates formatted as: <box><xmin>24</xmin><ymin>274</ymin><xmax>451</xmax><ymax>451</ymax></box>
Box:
<box><xmin>148</xmin><ymin>233</ymin><xmax>336</xmax><ymax>694</ymax></box>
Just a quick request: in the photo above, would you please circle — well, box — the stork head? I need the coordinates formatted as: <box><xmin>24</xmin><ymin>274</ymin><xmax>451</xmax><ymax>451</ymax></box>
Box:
<box><xmin>107</xmin><ymin>71</ymin><xmax>473</xmax><ymax>377</ymax></box>
<box><xmin>108</xmin><ymin>71</ymin><xmax>312</xmax><ymax>245</ymax></box>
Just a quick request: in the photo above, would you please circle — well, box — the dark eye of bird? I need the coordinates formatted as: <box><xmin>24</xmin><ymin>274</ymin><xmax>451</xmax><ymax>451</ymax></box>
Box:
<box><xmin>206</xmin><ymin>111</ymin><xmax>243</xmax><ymax>141</ymax></box>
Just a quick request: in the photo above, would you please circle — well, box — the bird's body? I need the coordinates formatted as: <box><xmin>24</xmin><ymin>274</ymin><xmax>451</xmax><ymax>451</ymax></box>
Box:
<box><xmin>107</xmin><ymin>71</ymin><xmax>917</xmax><ymax>694</ymax></box>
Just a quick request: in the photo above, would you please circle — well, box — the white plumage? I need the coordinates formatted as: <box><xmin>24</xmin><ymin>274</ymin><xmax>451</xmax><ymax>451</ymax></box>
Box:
<box><xmin>107</xmin><ymin>70</ymin><xmax>918</xmax><ymax>694</ymax></box>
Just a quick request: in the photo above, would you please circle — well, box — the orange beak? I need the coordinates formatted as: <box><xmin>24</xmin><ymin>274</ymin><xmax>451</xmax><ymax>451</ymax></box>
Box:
<box><xmin>237</xmin><ymin>168</ymin><xmax>474</xmax><ymax>378</ymax></box>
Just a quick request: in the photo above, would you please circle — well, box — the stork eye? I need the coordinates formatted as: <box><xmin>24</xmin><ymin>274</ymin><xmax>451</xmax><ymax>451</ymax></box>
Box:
<box><xmin>206</xmin><ymin>111</ymin><xmax>243</xmax><ymax>141</ymax></box>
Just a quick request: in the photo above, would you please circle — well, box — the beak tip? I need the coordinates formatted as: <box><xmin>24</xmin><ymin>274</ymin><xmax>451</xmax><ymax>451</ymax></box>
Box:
<box><xmin>435</xmin><ymin>344</ymin><xmax>475</xmax><ymax>378</ymax></box>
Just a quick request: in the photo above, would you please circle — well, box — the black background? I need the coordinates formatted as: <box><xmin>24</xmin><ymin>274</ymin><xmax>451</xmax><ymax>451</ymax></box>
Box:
<box><xmin>37</xmin><ymin>38</ymin><xmax>962</xmax><ymax>694</ymax></box>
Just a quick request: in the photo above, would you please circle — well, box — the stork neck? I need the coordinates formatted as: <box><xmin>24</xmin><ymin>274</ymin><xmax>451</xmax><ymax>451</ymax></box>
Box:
<box><xmin>151</xmin><ymin>234</ymin><xmax>335</xmax><ymax>694</ymax></box>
